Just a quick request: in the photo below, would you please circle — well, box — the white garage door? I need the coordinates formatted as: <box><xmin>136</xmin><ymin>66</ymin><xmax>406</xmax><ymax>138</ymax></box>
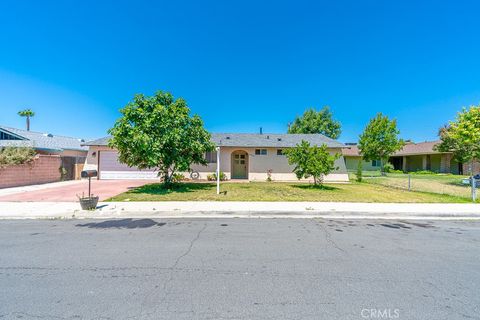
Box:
<box><xmin>98</xmin><ymin>151</ymin><xmax>158</xmax><ymax>180</ymax></box>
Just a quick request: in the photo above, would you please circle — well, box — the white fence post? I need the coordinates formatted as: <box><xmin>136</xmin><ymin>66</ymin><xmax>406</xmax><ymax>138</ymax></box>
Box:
<box><xmin>216</xmin><ymin>146</ymin><xmax>220</xmax><ymax>195</ymax></box>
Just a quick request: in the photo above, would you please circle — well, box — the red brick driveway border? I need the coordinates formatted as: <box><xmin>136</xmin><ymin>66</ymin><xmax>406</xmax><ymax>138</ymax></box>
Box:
<box><xmin>0</xmin><ymin>179</ymin><xmax>153</xmax><ymax>202</ymax></box>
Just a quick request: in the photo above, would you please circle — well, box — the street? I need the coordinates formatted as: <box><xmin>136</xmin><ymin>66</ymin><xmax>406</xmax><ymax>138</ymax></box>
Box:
<box><xmin>1</xmin><ymin>218</ymin><xmax>479</xmax><ymax>320</ymax></box>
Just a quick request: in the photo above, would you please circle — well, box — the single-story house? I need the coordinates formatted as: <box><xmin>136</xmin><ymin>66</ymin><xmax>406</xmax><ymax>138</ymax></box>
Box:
<box><xmin>82</xmin><ymin>133</ymin><xmax>349</xmax><ymax>182</ymax></box>
<box><xmin>0</xmin><ymin>125</ymin><xmax>88</xmax><ymax>157</ymax></box>
<box><xmin>342</xmin><ymin>140</ymin><xmax>463</xmax><ymax>174</ymax></box>
<box><xmin>0</xmin><ymin>125</ymin><xmax>88</xmax><ymax>181</ymax></box>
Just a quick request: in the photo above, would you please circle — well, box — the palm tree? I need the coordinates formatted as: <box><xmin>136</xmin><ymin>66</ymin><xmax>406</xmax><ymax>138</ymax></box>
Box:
<box><xmin>18</xmin><ymin>109</ymin><xmax>35</xmax><ymax>131</ymax></box>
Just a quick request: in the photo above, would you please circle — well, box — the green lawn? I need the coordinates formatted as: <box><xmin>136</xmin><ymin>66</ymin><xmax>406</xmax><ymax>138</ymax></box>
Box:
<box><xmin>349</xmin><ymin>171</ymin><xmax>473</xmax><ymax>199</ymax></box>
<box><xmin>107</xmin><ymin>181</ymin><xmax>471</xmax><ymax>203</ymax></box>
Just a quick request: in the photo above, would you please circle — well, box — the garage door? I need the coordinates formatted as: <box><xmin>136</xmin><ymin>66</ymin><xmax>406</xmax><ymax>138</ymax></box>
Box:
<box><xmin>98</xmin><ymin>151</ymin><xmax>157</xmax><ymax>180</ymax></box>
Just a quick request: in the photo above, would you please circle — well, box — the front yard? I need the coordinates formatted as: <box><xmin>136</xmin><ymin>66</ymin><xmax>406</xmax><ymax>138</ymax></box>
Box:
<box><xmin>350</xmin><ymin>171</ymin><xmax>474</xmax><ymax>199</ymax></box>
<box><xmin>107</xmin><ymin>181</ymin><xmax>471</xmax><ymax>203</ymax></box>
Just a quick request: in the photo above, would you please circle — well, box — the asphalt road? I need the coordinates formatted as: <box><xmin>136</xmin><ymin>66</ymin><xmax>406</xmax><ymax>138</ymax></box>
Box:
<box><xmin>0</xmin><ymin>218</ymin><xmax>479</xmax><ymax>320</ymax></box>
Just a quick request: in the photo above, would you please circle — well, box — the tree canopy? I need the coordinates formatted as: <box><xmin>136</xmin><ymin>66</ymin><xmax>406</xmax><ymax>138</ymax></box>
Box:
<box><xmin>358</xmin><ymin>113</ymin><xmax>404</xmax><ymax>173</ymax></box>
<box><xmin>436</xmin><ymin>105</ymin><xmax>480</xmax><ymax>172</ymax></box>
<box><xmin>108</xmin><ymin>91</ymin><xmax>215</xmax><ymax>186</ymax></box>
<box><xmin>288</xmin><ymin>107</ymin><xmax>341</xmax><ymax>139</ymax></box>
<box><xmin>284</xmin><ymin>140</ymin><xmax>340</xmax><ymax>185</ymax></box>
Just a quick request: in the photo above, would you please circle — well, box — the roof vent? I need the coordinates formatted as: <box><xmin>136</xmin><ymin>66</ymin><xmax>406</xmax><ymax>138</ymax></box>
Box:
<box><xmin>226</xmin><ymin>136</ymin><xmax>231</xmax><ymax>140</ymax></box>
<box><xmin>78</xmin><ymin>138</ymin><xmax>85</xmax><ymax>142</ymax></box>
<box><xmin>43</xmin><ymin>133</ymin><xmax>53</xmax><ymax>138</ymax></box>
<box><xmin>266</xmin><ymin>135</ymin><xmax>270</xmax><ymax>139</ymax></box>
<box><xmin>277</xmin><ymin>138</ymin><xmax>282</xmax><ymax>141</ymax></box>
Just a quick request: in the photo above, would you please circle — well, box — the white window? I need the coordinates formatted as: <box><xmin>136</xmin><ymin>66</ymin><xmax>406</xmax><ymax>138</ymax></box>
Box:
<box><xmin>255</xmin><ymin>149</ymin><xmax>267</xmax><ymax>155</ymax></box>
<box><xmin>372</xmin><ymin>160</ymin><xmax>381</xmax><ymax>167</ymax></box>
<box><xmin>205</xmin><ymin>151</ymin><xmax>217</xmax><ymax>163</ymax></box>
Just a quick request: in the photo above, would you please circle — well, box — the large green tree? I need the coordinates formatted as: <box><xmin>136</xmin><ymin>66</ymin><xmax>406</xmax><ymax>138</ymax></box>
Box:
<box><xmin>108</xmin><ymin>91</ymin><xmax>215</xmax><ymax>186</ymax></box>
<box><xmin>284</xmin><ymin>140</ymin><xmax>340</xmax><ymax>185</ymax></box>
<box><xmin>358</xmin><ymin>113</ymin><xmax>404</xmax><ymax>175</ymax></box>
<box><xmin>18</xmin><ymin>109</ymin><xmax>35</xmax><ymax>131</ymax></box>
<box><xmin>435</xmin><ymin>105</ymin><xmax>480</xmax><ymax>174</ymax></box>
<box><xmin>288</xmin><ymin>107</ymin><xmax>341</xmax><ymax>139</ymax></box>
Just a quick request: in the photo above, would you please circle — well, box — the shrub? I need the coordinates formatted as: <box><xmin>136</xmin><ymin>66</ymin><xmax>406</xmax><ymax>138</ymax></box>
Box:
<box><xmin>382</xmin><ymin>163</ymin><xmax>394</xmax><ymax>173</ymax></box>
<box><xmin>266</xmin><ymin>169</ymin><xmax>273</xmax><ymax>182</ymax></box>
<box><xmin>207</xmin><ymin>171</ymin><xmax>227</xmax><ymax>181</ymax></box>
<box><xmin>172</xmin><ymin>173</ymin><xmax>186</xmax><ymax>182</ymax></box>
<box><xmin>0</xmin><ymin>147</ymin><xmax>36</xmax><ymax>168</ymax></box>
<box><xmin>59</xmin><ymin>167</ymin><xmax>68</xmax><ymax>181</ymax></box>
<box><xmin>356</xmin><ymin>160</ymin><xmax>362</xmax><ymax>182</ymax></box>
<box><xmin>411</xmin><ymin>170</ymin><xmax>435</xmax><ymax>175</ymax></box>
<box><xmin>390</xmin><ymin>169</ymin><xmax>404</xmax><ymax>174</ymax></box>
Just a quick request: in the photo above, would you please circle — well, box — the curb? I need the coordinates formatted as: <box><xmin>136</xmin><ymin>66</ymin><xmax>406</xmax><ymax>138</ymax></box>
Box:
<box><xmin>1</xmin><ymin>210</ymin><xmax>480</xmax><ymax>220</ymax></box>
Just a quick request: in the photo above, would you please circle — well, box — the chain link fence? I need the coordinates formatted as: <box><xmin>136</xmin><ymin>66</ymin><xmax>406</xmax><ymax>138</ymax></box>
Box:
<box><xmin>349</xmin><ymin>171</ymin><xmax>476</xmax><ymax>201</ymax></box>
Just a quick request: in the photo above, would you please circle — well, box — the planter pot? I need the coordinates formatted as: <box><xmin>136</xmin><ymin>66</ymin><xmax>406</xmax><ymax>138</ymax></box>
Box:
<box><xmin>79</xmin><ymin>196</ymin><xmax>99</xmax><ymax>210</ymax></box>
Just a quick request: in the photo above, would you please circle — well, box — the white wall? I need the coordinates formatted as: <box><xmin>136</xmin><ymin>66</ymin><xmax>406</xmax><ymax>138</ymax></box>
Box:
<box><xmin>190</xmin><ymin>146</ymin><xmax>348</xmax><ymax>182</ymax></box>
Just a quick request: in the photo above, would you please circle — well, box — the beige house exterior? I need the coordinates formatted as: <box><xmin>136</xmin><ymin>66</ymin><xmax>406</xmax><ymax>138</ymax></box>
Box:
<box><xmin>342</xmin><ymin>140</ymin><xmax>463</xmax><ymax>174</ymax></box>
<box><xmin>83</xmin><ymin>133</ymin><xmax>349</xmax><ymax>182</ymax></box>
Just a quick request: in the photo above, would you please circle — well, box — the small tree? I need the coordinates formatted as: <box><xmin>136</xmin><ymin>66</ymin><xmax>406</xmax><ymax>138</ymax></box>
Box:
<box><xmin>436</xmin><ymin>105</ymin><xmax>480</xmax><ymax>174</ymax></box>
<box><xmin>288</xmin><ymin>106</ymin><xmax>341</xmax><ymax>139</ymax></box>
<box><xmin>18</xmin><ymin>109</ymin><xmax>35</xmax><ymax>131</ymax></box>
<box><xmin>358</xmin><ymin>113</ymin><xmax>404</xmax><ymax>175</ymax></box>
<box><xmin>108</xmin><ymin>91</ymin><xmax>215</xmax><ymax>187</ymax></box>
<box><xmin>284</xmin><ymin>140</ymin><xmax>340</xmax><ymax>186</ymax></box>
<box><xmin>356</xmin><ymin>159</ymin><xmax>363</xmax><ymax>182</ymax></box>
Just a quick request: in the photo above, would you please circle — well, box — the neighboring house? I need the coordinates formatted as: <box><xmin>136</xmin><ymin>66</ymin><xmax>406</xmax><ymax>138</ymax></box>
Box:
<box><xmin>342</xmin><ymin>140</ymin><xmax>463</xmax><ymax>174</ymax></box>
<box><xmin>0</xmin><ymin>125</ymin><xmax>88</xmax><ymax>181</ymax></box>
<box><xmin>0</xmin><ymin>126</ymin><xmax>88</xmax><ymax>157</ymax></box>
<box><xmin>83</xmin><ymin>133</ymin><xmax>349</xmax><ymax>182</ymax></box>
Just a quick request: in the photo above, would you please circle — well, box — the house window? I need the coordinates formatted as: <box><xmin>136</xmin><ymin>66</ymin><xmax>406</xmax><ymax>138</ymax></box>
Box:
<box><xmin>277</xmin><ymin>149</ymin><xmax>283</xmax><ymax>155</ymax></box>
<box><xmin>255</xmin><ymin>149</ymin><xmax>267</xmax><ymax>155</ymax></box>
<box><xmin>372</xmin><ymin>160</ymin><xmax>381</xmax><ymax>167</ymax></box>
<box><xmin>205</xmin><ymin>151</ymin><xmax>217</xmax><ymax>163</ymax></box>
<box><xmin>0</xmin><ymin>131</ymin><xmax>21</xmax><ymax>140</ymax></box>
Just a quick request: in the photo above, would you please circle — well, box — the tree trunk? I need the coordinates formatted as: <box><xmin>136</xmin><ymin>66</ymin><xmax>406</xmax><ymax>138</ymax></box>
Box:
<box><xmin>26</xmin><ymin>116</ymin><xmax>30</xmax><ymax>131</ymax></box>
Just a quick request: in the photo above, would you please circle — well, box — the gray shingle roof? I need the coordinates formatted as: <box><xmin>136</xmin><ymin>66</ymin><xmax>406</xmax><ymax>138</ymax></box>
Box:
<box><xmin>212</xmin><ymin>133</ymin><xmax>344</xmax><ymax>148</ymax></box>
<box><xmin>84</xmin><ymin>133</ymin><xmax>344</xmax><ymax>148</ymax></box>
<box><xmin>0</xmin><ymin>126</ymin><xmax>88</xmax><ymax>152</ymax></box>
<box><xmin>83</xmin><ymin>136</ymin><xmax>111</xmax><ymax>146</ymax></box>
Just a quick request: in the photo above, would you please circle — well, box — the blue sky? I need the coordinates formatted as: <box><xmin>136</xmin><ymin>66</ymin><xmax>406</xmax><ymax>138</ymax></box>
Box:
<box><xmin>1</xmin><ymin>0</ymin><xmax>479</xmax><ymax>142</ymax></box>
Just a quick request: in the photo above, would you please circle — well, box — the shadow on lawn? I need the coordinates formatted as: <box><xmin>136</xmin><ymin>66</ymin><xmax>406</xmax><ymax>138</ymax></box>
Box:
<box><xmin>290</xmin><ymin>184</ymin><xmax>339</xmax><ymax>191</ymax></box>
<box><xmin>127</xmin><ymin>182</ymin><xmax>214</xmax><ymax>196</ymax></box>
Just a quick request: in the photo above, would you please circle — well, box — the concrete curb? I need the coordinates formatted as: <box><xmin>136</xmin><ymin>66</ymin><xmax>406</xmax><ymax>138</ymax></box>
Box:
<box><xmin>0</xmin><ymin>201</ymin><xmax>479</xmax><ymax>220</ymax></box>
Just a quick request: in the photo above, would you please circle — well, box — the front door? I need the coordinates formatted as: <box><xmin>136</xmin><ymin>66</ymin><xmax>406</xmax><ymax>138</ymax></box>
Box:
<box><xmin>231</xmin><ymin>151</ymin><xmax>248</xmax><ymax>179</ymax></box>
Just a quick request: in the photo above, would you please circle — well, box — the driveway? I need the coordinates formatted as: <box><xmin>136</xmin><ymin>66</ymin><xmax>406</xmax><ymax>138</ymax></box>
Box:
<box><xmin>0</xmin><ymin>179</ymin><xmax>152</xmax><ymax>202</ymax></box>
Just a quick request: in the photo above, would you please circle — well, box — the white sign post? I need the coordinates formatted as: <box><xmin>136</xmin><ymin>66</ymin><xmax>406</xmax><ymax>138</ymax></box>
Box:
<box><xmin>216</xmin><ymin>146</ymin><xmax>220</xmax><ymax>195</ymax></box>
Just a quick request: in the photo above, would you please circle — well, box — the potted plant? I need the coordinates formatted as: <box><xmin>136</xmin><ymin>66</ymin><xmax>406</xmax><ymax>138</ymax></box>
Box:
<box><xmin>78</xmin><ymin>192</ymin><xmax>99</xmax><ymax>210</ymax></box>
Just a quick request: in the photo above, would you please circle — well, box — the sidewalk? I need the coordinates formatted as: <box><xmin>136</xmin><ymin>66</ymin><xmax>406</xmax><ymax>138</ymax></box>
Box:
<box><xmin>0</xmin><ymin>201</ymin><xmax>479</xmax><ymax>220</ymax></box>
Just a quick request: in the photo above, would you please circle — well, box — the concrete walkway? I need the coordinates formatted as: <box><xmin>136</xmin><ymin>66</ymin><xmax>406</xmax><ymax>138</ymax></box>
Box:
<box><xmin>0</xmin><ymin>201</ymin><xmax>479</xmax><ymax>220</ymax></box>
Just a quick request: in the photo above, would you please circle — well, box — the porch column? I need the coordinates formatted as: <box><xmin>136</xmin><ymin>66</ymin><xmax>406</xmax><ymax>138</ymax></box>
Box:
<box><xmin>402</xmin><ymin>156</ymin><xmax>407</xmax><ymax>172</ymax></box>
<box><xmin>422</xmin><ymin>155</ymin><xmax>427</xmax><ymax>170</ymax></box>
<box><xmin>440</xmin><ymin>154</ymin><xmax>451</xmax><ymax>173</ymax></box>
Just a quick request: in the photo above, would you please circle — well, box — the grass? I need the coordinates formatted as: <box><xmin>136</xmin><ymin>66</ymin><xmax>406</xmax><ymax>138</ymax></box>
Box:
<box><xmin>349</xmin><ymin>171</ymin><xmax>473</xmax><ymax>199</ymax></box>
<box><xmin>107</xmin><ymin>181</ymin><xmax>471</xmax><ymax>203</ymax></box>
